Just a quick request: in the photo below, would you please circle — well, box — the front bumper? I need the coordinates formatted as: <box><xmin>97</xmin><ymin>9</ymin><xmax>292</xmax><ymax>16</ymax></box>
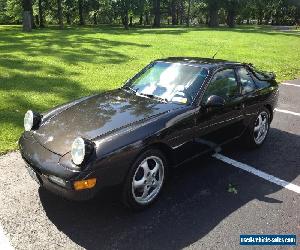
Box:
<box><xmin>19</xmin><ymin>132</ymin><xmax>99</xmax><ymax>201</ymax></box>
<box><xmin>40</xmin><ymin>170</ymin><xmax>97</xmax><ymax>201</ymax></box>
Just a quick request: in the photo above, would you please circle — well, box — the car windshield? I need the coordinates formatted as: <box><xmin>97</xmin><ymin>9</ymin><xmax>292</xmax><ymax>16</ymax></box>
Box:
<box><xmin>126</xmin><ymin>62</ymin><xmax>209</xmax><ymax>104</ymax></box>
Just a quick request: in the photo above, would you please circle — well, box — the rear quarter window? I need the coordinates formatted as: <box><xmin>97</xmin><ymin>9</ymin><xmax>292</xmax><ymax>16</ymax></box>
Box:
<box><xmin>249</xmin><ymin>68</ymin><xmax>272</xmax><ymax>89</ymax></box>
<box><xmin>252</xmin><ymin>76</ymin><xmax>271</xmax><ymax>89</ymax></box>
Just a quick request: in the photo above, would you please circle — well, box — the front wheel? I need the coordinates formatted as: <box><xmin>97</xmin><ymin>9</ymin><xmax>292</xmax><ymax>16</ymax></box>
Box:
<box><xmin>242</xmin><ymin>109</ymin><xmax>270</xmax><ymax>148</ymax></box>
<box><xmin>122</xmin><ymin>149</ymin><xmax>167</xmax><ymax>211</ymax></box>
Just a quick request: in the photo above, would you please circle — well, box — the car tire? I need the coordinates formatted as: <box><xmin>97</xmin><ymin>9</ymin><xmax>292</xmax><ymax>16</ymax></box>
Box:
<box><xmin>122</xmin><ymin>149</ymin><xmax>167</xmax><ymax>211</ymax></box>
<box><xmin>242</xmin><ymin>108</ymin><xmax>270</xmax><ymax>148</ymax></box>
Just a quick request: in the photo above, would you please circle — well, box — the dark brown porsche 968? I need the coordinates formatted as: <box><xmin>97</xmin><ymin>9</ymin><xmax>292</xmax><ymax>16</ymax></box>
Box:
<box><xmin>19</xmin><ymin>58</ymin><xmax>278</xmax><ymax>210</ymax></box>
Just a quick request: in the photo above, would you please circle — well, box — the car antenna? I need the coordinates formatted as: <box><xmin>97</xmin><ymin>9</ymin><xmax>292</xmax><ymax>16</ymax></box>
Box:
<box><xmin>212</xmin><ymin>47</ymin><xmax>222</xmax><ymax>59</ymax></box>
<box><xmin>212</xmin><ymin>50</ymin><xmax>219</xmax><ymax>59</ymax></box>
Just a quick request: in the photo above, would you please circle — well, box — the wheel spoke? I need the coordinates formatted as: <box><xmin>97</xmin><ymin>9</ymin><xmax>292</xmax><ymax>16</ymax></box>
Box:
<box><xmin>258</xmin><ymin>115</ymin><xmax>262</xmax><ymax>126</ymax></box>
<box><xmin>141</xmin><ymin>161</ymin><xmax>150</xmax><ymax>177</ymax></box>
<box><xmin>141</xmin><ymin>186</ymin><xmax>150</xmax><ymax>199</ymax></box>
<box><xmin>150</xmin><ymin>162</ymin><xmax>159</xmax><ymax>176</ymax></box>
<box><xmin>257</xmin><ymin>130</ymin><xmax>262</xmax><ymax>139</ymax></box>
<box><xmin>152</xmin><ymin>179</ymin><xmax>159</xmax><ymax>188</ymax></box>
<box><xmin>133</xmin><ymin>178</ymin><xmax>145</xmax><ymax>189</ymax></box>
<box><xmin>254</xmin><ymin>124</ymin><xmax>260</xmax><ymax>132</ymax></box>
<box><xmin>254</xmin><ymin>115</ymin><xmax>262</xmax><ymax>132</ymax></box>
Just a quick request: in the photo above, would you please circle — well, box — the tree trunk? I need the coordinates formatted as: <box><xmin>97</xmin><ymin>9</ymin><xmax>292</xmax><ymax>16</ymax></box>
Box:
<box><xmin>171</xmin><ymin>0</ymin><xmax>177</xmax><ymax>25</ymax></box>
<box><xmin>227</xmin><ymin>10</ymin><xmax>235</xmax><ymax>28</ymax></box>
<box><xmin>23</xmin><ymin>11</ymin><xmax>32</xmax><ymax>31</ymax></box>
<box><xmin>35</xmin><ymin>15</ymin><xmax>39</xmax><ymax>26</ymax></box>
<box><xmin>295</xmin><ymin>6</ymin><xmax>300</xmax><ymax>25</ymax></box>
<box><xmin>122</xmin><ymin>0</ymin><xmax>129</xmax><ymax>29</ymax></box>
<box><xmin>57</xmin><ymin>0</ymin><xmax>63</xmax><ymax>29</ymax></box>
<box><xmin>22</xmin><ymin>0</ymin><xmax>32</xmax><ymax>31</ymax></box>
<box><xmin>93</xmin><ymin>12</ymin><xmax>97</xmax><ymax>25</ymax></box>
<box><xmin>66</xmin><ymin>13</ymin><xmax>71</xmax><ymax>25</ymax></box>
<box><xmin>153</xmin><ymin>0</ymin><xmax>161</xmax><ymax>27</ymax></box>
<box><xmin>207</xmin><ymin>0</ymin><xmax>219</xmax><ymax>27</ymax></box>
<box><xmin>123</xmin><ymin>15</ymin><xmax>129</xmax><ymax>29</ymax></box>
<box><xmin>78</xmin><ymin>0</ymin><xmax>85</xmax><ymax>25</ymax></box>
<box><xmin>145</xmin><ymin>11</ymin><xmax>149</xmax><ymax>25</ymax></box>
<box><xmin>38</xmin><ymin>0</ymin><xmax>44</xmax><ymax>27</ymax></box>
<box><xmin>258</xmin><ymin>18</ymin><xmax>262</xmax><ymax>25</ymax></box>
<box><xmin>139</xmin><ymin>13</ymin><xmax>143</xmax><ymax>25</ymax></box>
<box><xmin>257</xmin><ymin>9</ymin><xmax>263</xmax><ymax>25</ymax></box>
<box><xmin>30</xmin><ymin>4</ymin><xmax>36</xmax><ymax>29</ymax></box>
<box><xmin>179</xmin><ymin>0</ymin><xmax>184</xmax><ymax>25</ymax></box>
<box><xmin>186</xmin><ymin>0</ymin><xmax>191</xmax><ymax>27</ymax></box>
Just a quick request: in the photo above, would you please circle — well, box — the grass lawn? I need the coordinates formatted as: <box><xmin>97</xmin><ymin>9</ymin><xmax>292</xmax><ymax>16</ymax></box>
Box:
<box><xmin>0</xmin><ymin>25</ymin><xmax>299</xmax><ymax>154</ymax></box>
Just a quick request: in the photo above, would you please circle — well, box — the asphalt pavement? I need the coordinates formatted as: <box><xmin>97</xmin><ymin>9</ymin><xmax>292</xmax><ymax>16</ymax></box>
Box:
<box><xmin>0</xmin><ymin>80</ymin><xmax>299</xmax><ymax>250</ymax></box>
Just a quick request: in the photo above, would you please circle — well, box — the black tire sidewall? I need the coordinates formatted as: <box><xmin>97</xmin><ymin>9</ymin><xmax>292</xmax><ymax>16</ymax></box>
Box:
<box><xmin>122</xmin><ymin>149</ymin><xmax>167</xmax><ymax>211</ymax></box>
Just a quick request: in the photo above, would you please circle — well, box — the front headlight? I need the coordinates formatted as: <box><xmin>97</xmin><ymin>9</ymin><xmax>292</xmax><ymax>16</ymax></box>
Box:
<box><xmin>24</xmin><ymin>110</ymin><xmax>34</xmax><ymax>131</ymax></box>
<box><xmin>24</xmin><ymin>110</ymin><xmax>42</xmax><ymax>131</ymax></box>
<box><xmin>71</xmin><ymin>137</ymin><xmax>94</xmax><ymax>166</ymax></box>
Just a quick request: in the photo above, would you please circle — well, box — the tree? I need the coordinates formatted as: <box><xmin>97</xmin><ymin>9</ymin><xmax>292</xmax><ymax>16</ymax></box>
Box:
<box><xmin>22</xmin><ymin>0</ymin><xmax>32</xmax><ymax>31</ymax></box>
<box><xmin>90</xmin><ymin>0</ymin><xmax>100</xmax><ymax>25</ymax></box>
<box><xmin>186</xmin><ymin>0</ymin><xmax>192</xmax><ymax>26</ymax></box>
<box><xmin>171</xmin><ymin>0</ymin><xmax>178</xmax><ymax>25</ymax></box>
<box><xmin>38</xmin><ymin>0</ymin><xmax>44</xmax><ymax>27</ymax></box>
<box><xmin>78</xmin><ymin>0</ymin><xmax>85</xmax><ymax>25</ymax></box>
<box><xmin>57</xmin><ymin>0</ymin><xmax>64</xmax><ymax>28</ymax></box>
<box><xmin>207</xmin><ymin>0</ymin><xmax>220</xmax><ymax>27</ymax></box>
<box><xmin>224</xmin><ymin>0</ymin><xmax>242</xmax><ymax>28</ymax></box>
<box><xmin>1</xmin><ymin>0</ymin><xmax>299</xmax><ymax>28</ymax></box>
<box><xmin>123</xmin><ymin>0</ymin><xmax>130</xmax><ymax>29</ymax></box>
<box><xmin>153</xmin><ymin>0</ymin><xmax>161</xmax><ymax>27</ymax></box>
<box><xmin>138</xmin><ymin>0</ymin><xmax>146</xmax><ymax>25</ymax></box>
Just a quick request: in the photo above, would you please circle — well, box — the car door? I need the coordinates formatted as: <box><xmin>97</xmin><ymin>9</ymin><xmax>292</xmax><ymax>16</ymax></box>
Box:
<box><xmin>194</xmin><ymin>67</ymin><xmax>245</xmax><ymax>151</ymax></box>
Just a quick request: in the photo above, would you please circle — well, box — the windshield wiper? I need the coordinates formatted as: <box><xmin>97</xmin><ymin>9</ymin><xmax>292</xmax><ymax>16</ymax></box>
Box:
<box><xmin>123</xmin><ymin>86</ymin><xmax>137</xmax><ymax>93</ymax></box>
<box><xmin>139</xmin><ymin>93</ymin><xmax>168</xmax><ymax>103</ymax></box>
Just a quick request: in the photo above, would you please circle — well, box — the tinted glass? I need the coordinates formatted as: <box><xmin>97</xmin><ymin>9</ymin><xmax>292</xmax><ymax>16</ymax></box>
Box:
<box><xmin>203</xmin><ymin>69</ymin><xmax>239</xmax><ymax>102</ymax></box>
<box><xmin>128</xmin><ymin>62</ymin><xmax>208</xmax><ymax>104</ymax></box>
<box><xmin>237</xmin><ymin>67</ymin><xmax>256</xmax><ymax>94</ymax></box>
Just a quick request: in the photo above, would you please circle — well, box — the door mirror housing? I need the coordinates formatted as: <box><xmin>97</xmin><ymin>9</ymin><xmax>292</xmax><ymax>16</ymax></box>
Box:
<box><xmin>204</xmin><ymin>95</ymin><xmax>226</xmax><ymax>108</ymax></box>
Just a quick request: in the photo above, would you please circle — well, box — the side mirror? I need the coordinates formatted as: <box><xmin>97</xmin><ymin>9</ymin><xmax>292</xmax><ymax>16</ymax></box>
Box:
<box><xmin>204</xmin><ymin>95</ymin><xmax>225</xmax><ymax>108</ymax></box>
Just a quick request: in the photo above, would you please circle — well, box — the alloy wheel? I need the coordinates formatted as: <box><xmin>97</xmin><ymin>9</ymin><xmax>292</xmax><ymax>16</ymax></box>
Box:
<box><xmin>253</xmin><ymin>111</ymin><xmax>269</xmax><ymax>144</ymax></box>
<box><xmin>131</xmin><ymin>156</ymin><xmax>165</xmax><ymax>205</ymax></box>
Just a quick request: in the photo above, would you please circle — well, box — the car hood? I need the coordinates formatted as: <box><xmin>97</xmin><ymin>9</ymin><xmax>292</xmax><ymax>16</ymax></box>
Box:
<box><xmin>32</xmin><ymin>89</ymin><xmax>182</xmax><ymax>155</ymax></box>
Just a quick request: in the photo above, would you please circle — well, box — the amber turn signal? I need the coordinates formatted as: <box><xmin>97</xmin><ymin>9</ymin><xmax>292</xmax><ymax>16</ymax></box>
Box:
<box><xmin>74</xmin><ymin>178</ymin><xmax>97</xmax><ymax>190</ymax></box>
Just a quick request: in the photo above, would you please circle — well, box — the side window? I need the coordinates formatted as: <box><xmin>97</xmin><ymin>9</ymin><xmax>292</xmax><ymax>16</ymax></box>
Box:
<box><xmin>203</xmin><ymin>69</ymin><xmax>239</xmax><ymax>102</ymax></box>
<box><xmin>237</xmin><ymin>67</ymin><xmax>256</xmax><ymax>94</ymax></box>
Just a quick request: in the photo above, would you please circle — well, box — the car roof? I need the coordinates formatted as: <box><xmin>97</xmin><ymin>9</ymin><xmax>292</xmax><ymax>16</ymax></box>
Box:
<box><xmin>155</xmin><ymin>57</ymin><xmax>244</xmax><ymax>69</ymax></box>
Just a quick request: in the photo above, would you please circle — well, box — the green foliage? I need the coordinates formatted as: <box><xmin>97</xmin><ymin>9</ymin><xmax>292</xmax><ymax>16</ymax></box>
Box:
<box><xmin>227</xmin><ymin>183</ymin><xmax>238</xmax><ymax>194</ymax></box>
<box><xmin>0</xmin><ymin>0</ymin><xmax>22</xmax><ymax>24</ymax></box>
<box><xmin>2</xmin><ymin>0</ymin><xmax>299</xmax><ymax>27</ymax></box>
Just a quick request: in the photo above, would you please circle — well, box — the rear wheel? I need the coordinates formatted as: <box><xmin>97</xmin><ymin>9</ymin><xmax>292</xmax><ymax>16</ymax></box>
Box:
<box><xmin>122</xmin><ymin>149</ymin><xmax>167</xmax><ymax>210</ymax></box>
<box><xmin>243</xmin><ymin>108</ymin><xmax>270</xmax><ymax>148</ymax></box>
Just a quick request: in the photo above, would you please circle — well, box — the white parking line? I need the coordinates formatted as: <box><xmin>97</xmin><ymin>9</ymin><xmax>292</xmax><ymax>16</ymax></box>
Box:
<box><xmin>213</xmin><ymin>153</ymin><xmax>300</xmax><ymax>194</ymax></box>
<box><xmin>0</xmin><ymin>225</ymin><xmax>14</xmax><ymax>250</ymax></box>
<box><xmin>275</xmin><ymin>108</ymin><xmax>300</xmax><ymax>117</ymax></box>
<box><xmin>281</xmin><ymin>82</ymin><xmax>300</xmax><ymax>88</ymax></box>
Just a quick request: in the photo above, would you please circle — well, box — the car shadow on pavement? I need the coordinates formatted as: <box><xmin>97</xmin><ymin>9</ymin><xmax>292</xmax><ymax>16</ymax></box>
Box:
<box><xmin>39</xmin><ymin>128</ymin><xmax>299</xmax><ymax>250</ymax></box>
